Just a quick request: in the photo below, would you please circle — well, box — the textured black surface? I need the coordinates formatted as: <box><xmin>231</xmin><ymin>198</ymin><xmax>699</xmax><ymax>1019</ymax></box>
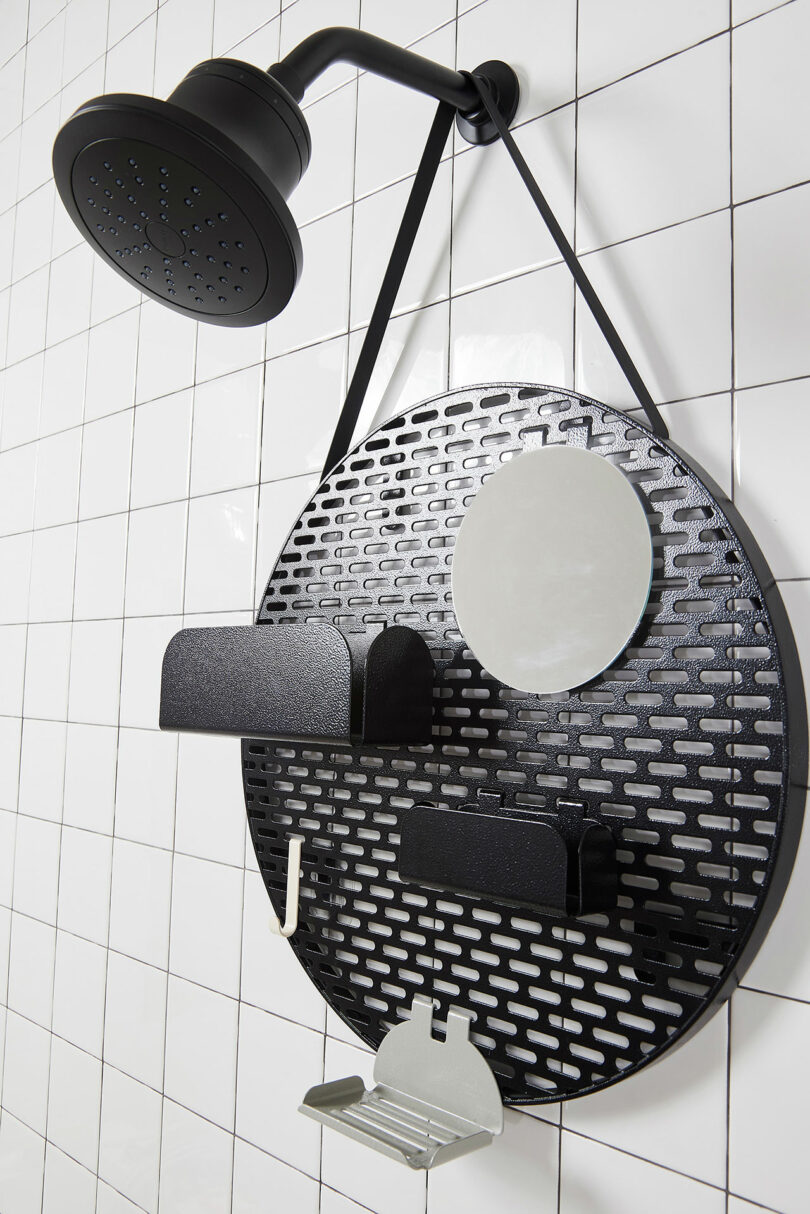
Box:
<box><xmin>399</xmin><ymin>800</ymin><xmax>617</xmax><ymax>916</ymax></box>
<box><xmin>160</xmin><ymin>624</ymin><xmax>353</xmax><ymax>740</ymax></box>
<box><xmin>160</xmin><ymin>622</ymin><xmax>434</xmax><ymax>744</ymax></box>
<box><xmin>242</xmin><ymin>383</ymin><xmax>807</xmax><ymax>1104</ymax></box>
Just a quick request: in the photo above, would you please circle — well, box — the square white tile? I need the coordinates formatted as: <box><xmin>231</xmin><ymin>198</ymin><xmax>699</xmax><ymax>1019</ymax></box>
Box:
<box><xmin>130</xmin><ymin>389</ymin><xmax>193</xmax><ymax>509</ymax></box>
<box><xmin>47</xmin><ymin>1035</ymin><xmax>103</xmax><ymax>1170</ymax></box>
<box><xmin>103</xmin><ymin>950</ymin><xmax>167</xmax><ymax>1091</ymax></box>
<box><xmin>98</xmin><ymin>1066</ymin><xmax>162</xmax><ymax>1213</ymax></box>
<box><xmin>1</xmin><ymin>351</ymin><xmax>44</xmax><ymax>447</ymax></box>
<box><xmin>350</xmin><ymin>159</ymin><xmax>452</xmax><ymax>329</ymax></box>
<box><xmin>7</xmin><ymin>910</ymin><xmax>56</xmax><ymax>1027</ymax></box>
<box><xmin>450</xmin><ymin>261</ymin><xmax>574</xmax><ymax>390</ymax></box>
<box><xmin>193</xmin><ymin>316</ymin><xmax>266</xmax><ymax>385</ymax></box>
<box><xmin>0</xmin><ymin>625</ymin><xmax>26</xmax><ymax>715</ymax></box>
<box><xmin>346</xmin><ymin>298</ymin><xmax>451</xmax><ymax>438</ymax></box>
<box><xmin>78</xmin><ymin>410</ymin><xmax>134</xmax><ymax>521</ymax></box>
<box><xmin>0</xmin><ymin>444</ymin><xmax>37</xmax><ymax>536</ymax></box>
<box><xmin>290</xmin><ymin>81</ymin><xmax>357</xmax><ymax>228</ymax></box>
<box><xmin>124</xmin><ymin>500</ymin><xmax>188</xmax><ymax>616</ymax></box>
<box><xmin>729</xmin><ymin>988</ymin><xmax>810</xmax><ymax>1213</ymax></box>
<box><xmin>576</xmin><ymin>211</ymin><xmax>731</xmax><ymax>409</ymax></box>
<box><xmin>33</xmin><ymin>428</ymin><xmax>81</xmax><ymax>529</ymax></box>
<box><xmin>51</xmin><ymin>930</ymin><xmax>107</xmax><ymax>1058</ymax></box>
<box><xmin>732</xmin><ymin>0</ymin><xmax>810</xmax><ymax>203</ymax></box>
<box><xmin>0</xmin><ymin>718</ymin><xmax>22</xmax><ymax>813</ymax></box>
<box><xmin>119</xmin><ymin>614</ymin><xmax>183</xmax><ymax>729</ymax></box>
<box><xmin>2</xmin><ymin>1011</ymin><xmax>52</xmax><ymax>1134</ymax></box>
<box><xmin>46</xmin><ymin>245</ymin><xmax>94</xmax><ymax>347</ymax></box>
<box><xmin>73</xmin><ymin>513</ymin><xmax>129</xmax><ymax>619</ymax></box>
<box><xmin>0</xmin><ymin>1114</ymin><xmax>46</xmax><ymax>1214</ymax></box>
<box><xmin>153</xmin><ymin>0</ymin><xmax>215</xmax><ymax>99</ymax></box>
<box><xmin>174</xmin><ymin>732</ymin><xmax>245</xmax><ymax>867</ymax></box>
<box><xmin>114</xmin><ymin>727</ymin><xmax>178</xmax><ymax>850</ymax></box>
<box><xmin>190</xmin><ymin>365</ymin><xmax>263</xmax><ymax>496</ymax></box>
<box><xmin>427</xmin><ymin>1108</ymin><xmax>559</xmax><ymax>1213</ymax></box>
<box><xmin>354</xmin><ymin>24</ymin><xmax>454</xmax><ymax>201</ymax></box>
<box><xmin>62</xmin><ymin>722</ymin><xmax>118</xmax><ymax>834</ymax></box>
<box><xmin>184</xmin><ymin>486</ymin><xmax>257</xmax><ymax>613</ymax></box>
<box><xmin>84</xmin><ymin>309</ymin><xmax>140</xmax><ymax>422</ymax></box>
<box><xmin>23</xmin><ymin>621</ymin><xmax>71</xmax><ymax>721</ymax></box>
<box><xmin>265</xmin><ymin>205</ymin><xmax>353</xmax><ymax>360</ymax></box>
<box><xmin>0</xmin><ymin>533</ymin><xmax>33</xmax><ymax>625</ymax></box>
<box><xmin>235</xmin><ymin>1002</ymin><xmax>324</xmax><ymax>1176</ymax></box>
<box><xmin>67</xmin><ymin>619</ymin><xmax>124</xmax><ymax>726</ymax></box>
<box><xmin>240</xmin><ymin>868</ymin><xmax>326</xmax><ymax>1031</ymax></box>
<box><xmin>108</xmin><ymin>838</ymin><xmax>173</xmax><ymax>968</ymax></box>
<box><xmin>135</xmin><ymin>301</ymin><xmax>198</xmax><ymax>405</ymax></box>
<box><xmin>28</xmin><ymin>523</ymin><xmax>77</xmax><ymax>623</ymax></box>
<box><xmin>578</xmin><ymin>0</ymin><xmax>729</xmax><ymax>96</ymax></box>
<box><xmin>158</xmin><ymin>1099</ymin><xmax>234</xmax><ymax>1214</ymax></box>
<box><xmin>563</xmin><ymin>1005</ymin><xmax>728</xmax><ymax>1186</ymax></box>
<box><xmin>261</xmin><ymin>336</ymin><xmax>347</xmax><ymax>480</ymax></box>
<box><xmin>734</xmin><ymin>378</ymin><xmax>810</xmax><ymax>580</ymax></box>
<box><xmin>12</xmin><ymin>813</ymin><xmax>61</xmax><ymax>924</ymax></box>
<box><xmin>734</xmin><ymin>184</ymin><xmax>810</xmax><ymax>389</ymax></box>
<box><xmin>42</xmin><ymin>1144</ymin><xmax>97</xmax><ymax>1214</ymax></box>
<box><xmin>104</xmin><ymin>11</ymin><xmax>157</xmax><ymax>95</ymax></box>
<box><xmin>232</xmin><ymin>1136</ymin><xmax>319</xmax><ymax>1214</ymax></box>
<box><xmin>164</xmin><ymin>975</ymin><xmax>239</xmax><ymax>1129</ymax></box>
<box><xmin>169</xmin><ymin>852</ymin><xmax>243</xmax><ymax>997</ymax></box>
<box><xmin>56</xmin><ymin>825</ymin><xmax>113</xmax><ymax>946</ymax></box>
<box><xmin>456</xmin><ymin>0</ymin><xmax>577</xmax><ymax>125</ymax></box>
<box><xmin>17</xmin><ymin>717</ymin><xmax>67</xmax><ymax>822</ymax></box>
<box><xmin>451</xmin><ymin>104</ymin><xmax>575</xmax><ymax>296</ymax></box>
<box><xmin>577</xmin><ymin>36</ymin><xmax>729</xmax><ymax>253</ymax></box>
<box><xmin>559</xmin><ymin>1131</ymin><xmax>725</xmax><ymax>1214</ymax></box>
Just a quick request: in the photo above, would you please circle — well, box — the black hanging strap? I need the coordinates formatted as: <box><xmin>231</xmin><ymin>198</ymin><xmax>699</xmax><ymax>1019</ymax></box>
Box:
<box><xmin>470</xmin><ymin>75</ymin><xmax>668</xmax><ymax>440</ymax></box>
<box><xmin>321</xmin><ymin>101</ymin><xmax>455</xmax><ymax>477</ymax></box>
<box><xmin>322</xmin><ymin>83</ymin><xmax>667</xmax><ymax>478</ymax></box>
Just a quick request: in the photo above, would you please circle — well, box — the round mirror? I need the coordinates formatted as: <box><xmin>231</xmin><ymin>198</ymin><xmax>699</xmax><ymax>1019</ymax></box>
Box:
<box><xmin>451</xmin><ymin>444</ymin><xmax>653</xmax><ymax>695</ymax></box>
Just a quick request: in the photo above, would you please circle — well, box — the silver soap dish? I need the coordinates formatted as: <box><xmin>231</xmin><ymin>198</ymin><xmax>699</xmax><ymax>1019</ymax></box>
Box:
<box><xmin>300</xmin><ymin>995</ymin><xmax>503</xmax><ymax>1169</ymax></box>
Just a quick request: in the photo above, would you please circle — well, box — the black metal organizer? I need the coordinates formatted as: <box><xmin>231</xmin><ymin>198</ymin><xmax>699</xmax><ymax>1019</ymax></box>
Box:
<box><xmin>241</xmin><ymin>383</ymin><xmax>806</xmax><ymax>1106</ymax></box>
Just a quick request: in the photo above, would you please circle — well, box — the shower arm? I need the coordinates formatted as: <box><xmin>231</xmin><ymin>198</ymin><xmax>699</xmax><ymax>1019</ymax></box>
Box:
<box><xmin>268</xmin><ymin>26</ymin><xmax>495</xmax><ymax>123</ymax></box>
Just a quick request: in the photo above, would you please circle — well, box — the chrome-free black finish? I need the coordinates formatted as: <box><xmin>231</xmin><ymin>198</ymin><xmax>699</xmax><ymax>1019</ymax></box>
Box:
<box><xmin>52</xmin><ymin>59</ymin><xmax>309</xmax><ymax>325</ymax></box>
<box><xmin>51</xmin><ymin>30</ymin><xmax>520</xmax><ymax>327</ymax></box>
<box><xmin>243</xmin><ymin>382</ymin><xmax>806</xmax><ymax>1105</ymax></box>
<box><xmin>159</xmin><ymin>623</ymin><xmax>433</xmax><ymax>745</ymax></box>
<box><xmin>399</xmin><ymin>793</ymin><xmax>618</xmax><ymax>916</ymax></box>
<box><xmin>269</xmin><ymin>26</ymin><xmax>519</xmax><ymax>145</ymax></box>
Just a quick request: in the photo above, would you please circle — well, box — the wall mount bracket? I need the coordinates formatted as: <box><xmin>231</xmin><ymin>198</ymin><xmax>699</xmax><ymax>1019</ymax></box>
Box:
<box><xmin>300</xmin><ymin>994</ymin><xmax>504</xmax><ymax>1169</ymax></box>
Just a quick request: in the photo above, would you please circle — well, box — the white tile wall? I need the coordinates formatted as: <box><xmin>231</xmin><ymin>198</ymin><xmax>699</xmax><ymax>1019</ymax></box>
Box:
<box><xmin>0</xmin><ymin>1</ymin><xmax>808</xmax><ymax>1211</ymax></box>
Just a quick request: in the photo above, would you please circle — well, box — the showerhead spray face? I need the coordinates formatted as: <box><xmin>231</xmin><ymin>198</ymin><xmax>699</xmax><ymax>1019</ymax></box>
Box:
<box><xmin>52</xmin><ymin>59</ymin><xmax>311</xmax><ymax>326</ymax></box>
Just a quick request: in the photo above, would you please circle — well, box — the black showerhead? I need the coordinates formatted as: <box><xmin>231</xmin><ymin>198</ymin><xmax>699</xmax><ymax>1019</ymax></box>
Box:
<box><xmin>53</xmin><ymin>59</ymin><xmax>311</xmax><ymax>327</ymax></box>
<box><xmin>53</xmin><ymin>29</ymin><xmax>520</xmax><ymax>328</ymax></box>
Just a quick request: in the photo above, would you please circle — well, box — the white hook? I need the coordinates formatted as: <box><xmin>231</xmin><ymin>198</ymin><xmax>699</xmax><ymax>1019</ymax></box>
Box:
<box><xmin>269</xmin><ymin>837</ymin><xmax>303</xmax><ymax>938</ymax></box>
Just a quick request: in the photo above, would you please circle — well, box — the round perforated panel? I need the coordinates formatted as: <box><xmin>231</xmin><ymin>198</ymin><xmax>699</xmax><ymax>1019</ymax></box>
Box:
<box><xmin>243</xmin><ymin>384</ymin><xmax>806</xmax><ymax>1104</ymax></box>
<box><xmin>73</xmin><ymin>137</ymin><xmax>267</xmax><ymax>318</ymax></box>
